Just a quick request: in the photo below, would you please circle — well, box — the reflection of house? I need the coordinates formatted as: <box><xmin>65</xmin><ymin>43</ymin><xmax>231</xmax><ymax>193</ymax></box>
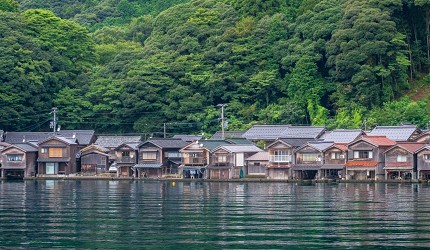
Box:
<box><xmin>179</xmin><ymin>140</ymin><xmax>230</xmax><ymax>179</ymax></box>
<box><xmin>114</xmin><ymin>143</ymin><xmax>139</xmax><ymax>177</ymax></box>
<box><xmin>293</xmin><ymin>142</ymin><xmax>333</xmax><ymax>180</ymax></box>
<box><xmin>1</xmin><ymin>143</ymin><xmax>38</xmax><ymax>179</ymax></box>
<box><xmin>80</xmin><ymin>145</ymin><xmax>110</xmax><ymax>174</ymax></box>
<box><xmin>266</xmin><ymin>138</ymin><xmax>312</xmax><ymax>180</ymax></box>
<box><xmin>37</xmin><ymin>136</ymin><xmax>79</xmax><ymax>176</ymax></box>
<box><xmin>134</xmin><ymin>138</ymin><xmax>188</xmax><ymax>178</ymax></box>
<box><xmin>345</xmin><ymin>136</ymin><xmax>396</xmax><ymax>180</ymax></box>
<box><xmin>415</xmin><ymin>146</ymin><xmax>430</xmax><ymax>180</ymax></box>
<box><xmin>246</xmin><ymin>151</ymin><xmax>268</xmax><ymax>177</ymax></box>
<box><xmin>208</xmin><ymin>145</ymin><xmax>262</xmax><ymax>179</ymax></box>
<box><xmin>367</xmin><ymin>125</ymin><xmax>421</xmax><ymax>142</ymax></box>
<box><xmin>322</xmin><ymin>144</ymin><xmax>347</xmax><ymax>179</ymax></box>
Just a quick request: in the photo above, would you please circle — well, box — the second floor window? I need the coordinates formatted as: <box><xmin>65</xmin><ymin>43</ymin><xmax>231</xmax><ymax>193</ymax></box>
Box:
<box><xmin>142</xmin><ymin>152</ymin><xmax>156</xmax><ymax>160</ymax></box>
<box><xmin>353</xmin><ymin>151</ymin><xmax>373</xmax><ymax>159</ymax></box>
<box><xmin>331</xmin><ymin>152</ymin><xmax>341</xmax><ymax>159</ymax></box>
<box><xmin>49</xmin><ymin>148</ymin><xmax>63</xmax><ymax>158</ymax></box>
<box><xmin>397</xmin><ymin>155</ymin><xmax>407</xmax><ymax>162</ymax></box>
<box><xmin>302</xmin><ymin>153</ymin><xmax>319</xmax><ymax>162</ymax></box>
<box><xmin>217</xmin><ymin>155</ymin><xmax>227</xmax><ymax>163</ymax></box>
<box><xmin>122</xmin><ymin>151</ymin><xmax>130</xmax><ymax>157</ymax></box>
<box><xmin>7</xmin><ymin>154</ymin><xmax>23</xmax><ymax>161</ymax></box>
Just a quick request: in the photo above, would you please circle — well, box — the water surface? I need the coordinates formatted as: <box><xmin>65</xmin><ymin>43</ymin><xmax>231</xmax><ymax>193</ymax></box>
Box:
<box><xmin>0</xmin><ymin>180</ymin><xmax>429</xmax><ymax>249</ymax></box>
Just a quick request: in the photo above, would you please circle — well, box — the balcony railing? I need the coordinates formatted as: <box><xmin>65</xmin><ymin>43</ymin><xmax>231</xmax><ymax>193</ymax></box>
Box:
<box><xmin>116</xmin><ymin>156</ymin><xmax>135</xmax><ymax>163</ymax></box>
<box><xmin>183</xmin><ymin>157</ymin><xmax>206</xmax><ymax>165</ymax></box>
<box><xmin>269</xmin><ymin>155</ymin><xmax>292</xmax><ymax>163</ymax></box>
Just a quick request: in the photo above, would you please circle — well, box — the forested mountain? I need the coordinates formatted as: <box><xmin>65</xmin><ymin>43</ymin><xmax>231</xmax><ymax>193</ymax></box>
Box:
<box><xmin>1</xmin><ymin>0</ymin><xmax>429</xmax><ymax>136</ymax></box>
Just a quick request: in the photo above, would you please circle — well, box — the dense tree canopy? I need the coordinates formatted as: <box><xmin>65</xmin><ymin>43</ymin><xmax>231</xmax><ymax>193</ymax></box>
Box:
<box><xmin>1</xmin><ymin>0</ymin><xmax>430</xmax><ymax>135</ymax></box>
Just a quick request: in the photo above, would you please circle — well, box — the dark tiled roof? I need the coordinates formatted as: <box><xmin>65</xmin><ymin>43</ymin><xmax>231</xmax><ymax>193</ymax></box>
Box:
<box><xmin>4</xmin><ymin>130</ymin><xmax>95</xmax><ymax>145</ymax></box>
<box><xmin>321</xmin><ymin>129</ymin><xmax>363</xmax><ymax>143</ymax></box>
<box><xmin>141</xmin><ymin>138</ymin><xmax>189</xmax><ymax>149</ymax></box>
<box><xmin>277</xmin><ymin>138</ymin><xmax>317</xmax><ymax>148</ymax></box>
<box><xmin>95</xmin><ymin>135</ymin><xmax>142</xmax><ymax>148</ymax></box>
<box><xmin>2</xmin><ymin>143</ymin><xmax>38</xmax><ymax>153</ymax></box>
<box><xmin>210</xmin><ymin>131</ymin><xmax>245</xmax><ymax>140</ymax></box>
<box><xmin>304</xmin><ymin>142</ymin><xmax>334</xmax><ymax>152</ymax></box>
<box><xmin>242</xmin><ymin>125</ymin><xmax>325</xmax><ymax>140</ymax></box>
<box><xmin>172</xmin><ymin>134</ymin><xmax>203</xmax><ymax>142</ymax></box>
<box><xmin>368</xmin><ymin>125</ymin><xmax>420</xmax><ymax>141</ymax></box>
<box><xmin>200</xmin><ymin>140</ymin><xmax>231</xmax><ymax>150</ymax></box>
<box><xmin>39</xmin><ymin>136</ymin><xmax>77</xmax><ymax>145</ymax></box>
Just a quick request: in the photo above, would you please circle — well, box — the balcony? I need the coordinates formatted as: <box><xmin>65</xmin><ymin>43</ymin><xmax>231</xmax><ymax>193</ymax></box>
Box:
<box><xmin>116</xmin><ymin>156</ymin><xmax>135</xmax><ymax>164</ymax></box>
<box><xmin>183</xmin><ymin>157</ymin><xmax>206</xmax><ymax>166</ymax></box>
<box><xmin>269</xmin><ymin>155</ymin><xmax>292</xmax><ymax>163</ymax></box>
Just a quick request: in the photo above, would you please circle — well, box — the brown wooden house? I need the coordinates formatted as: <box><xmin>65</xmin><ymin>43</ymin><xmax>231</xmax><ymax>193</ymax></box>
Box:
<box><xmin>384</xmin><ymin>142</ymin><xmax>424</xmax><ymax>180</ymax></box>
<box><xmin>345</xmin><ymin>136</ymin><xmax>396</xmax><ymax>180</ymax></box>
<box><xmin>113</xmin><ymin>143</ymin><xmax>139</xmax><ymax>177</ymax></box>
<box><xmin>80</xmin><ymin>144</ymin><xmax>110</xmax><ymax>174</ymax></box>
<box><xmin>37</xmin><ymin>136</ymin><xmax>78</xmax><ymax>176</ymax></box>
<box><xmin>134</xmin><ymin>138</ymin><xmax>188</xmax><ymax>178</ymax></box>
<box><xmin>245</xmin><ymin>151</ymin><xmax>268</xmax><ymax>178</ymax></box>
<box><xmin>415</xmin><ymin>146</ymin><xmax>430</xmax><ymax>180</ymax></box>
<box><xmin>322</xmin><ymin>143</ymin><xmax>347</xmax><ymax>179</ymax></box>
<box><xmin>1</xmin><ymin>143</ymin><xmax>38</xmax><ymax>179</ymax></box>
<box><xmin>266</xmin><ymin>138</ymin><xmax>311</xmax><ymax>180</ymax></box>
<box><xmin>208</xmin><ymin>145</ymin><xmax>262</xmax><ymax>179</ymax></box>
<box><xmin>293</xmin><ymin>142</ymin><xmax>333</xmax><ymax>180</ymax></box>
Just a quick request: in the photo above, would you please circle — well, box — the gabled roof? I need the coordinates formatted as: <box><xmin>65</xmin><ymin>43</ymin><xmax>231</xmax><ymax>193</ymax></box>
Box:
<box><xmin>246</xmin><ymin>151</ymin><xmax>268</xmax><ymax>161</ymax></box>
<box><xmin>172</xmin><ymin>134</ymin><xmax>203</xmax><ymax>142</ymax></box>
<box><xmin>180</xmin><ymin>140</ymin><xmax>231</xmax><ymax>152</ymax></box>
<box><xmin>4</xmin><ymin>130</ymin><xmax>95</xmax><ymax>145</ymax></box>
<box><xmin>368</xmin><ymin>125</ymin><xmax>421</xmax><ymax>141</ymax></box>
<box><xmin>81</xmin><ymin>144</ymin><xmax>110</xmax><ymax>153</ymax></box>
<box><xmin>386</xmin><ymin>142</ymin><xmax>425</xmax><ymax>154</ymax></box>
<box><xmin>320</xmin><ymin>129</ymin><xmax>364</xmax><ymax>143</ymax></box>
<box><xmin>115</xmin><ymin>142</ymin><xmax>139</xmax><ymax>150</ymax></box>
<box><xmin>267</xmin><ymin>138</ymin><xmax>316</xmax><ymax>149</ymax></box>
<box><xmin>139</xmin><ymin>138</ymin><xmax>189</xmax><ymax>149</ymax></box>
<box><xmin>212</xmin><ymin>144</ymin><xmax>262</xmax><ymax>153</ymax></box>
<box><xmin>323</xmin><ymin>143</ymin><xmax>348</xmax><ymax>152</ymax></box>
<box><xmin>210</xmin><ymin>131</ymin><xmax>245</xmax><ymax>140</ymax></box>
<box><xmin>349</xmin><ymin>135</ymin><xmax>397</xmax><ymax>147</ymax></box>
<box><xmin>1</xmin><ymin>143</ymin><xmax>38</xmax><ymax>153</ymax></box>
<box><xmin>95</xmin><ymin>135</ymin><xmax>141</xmax><ymax>148</ymax></box>
<box><xmin>296</xmin><ymin>142</ymin><xmax>334</xmax><ymax>152</ymax></box>
<box><xmin>414</xmin><ymin>145</ymin><xmax>430</xmax><ymax>154</ymax></box>
<box><xmin>39</xmin><ymin>136</ymin><xmax>77</xmax><ymax>145</ymax></box>
<box><xmin>242</xmin><ymin>125</ymin><xmax>325</xmax><ymax>140</ymax></box>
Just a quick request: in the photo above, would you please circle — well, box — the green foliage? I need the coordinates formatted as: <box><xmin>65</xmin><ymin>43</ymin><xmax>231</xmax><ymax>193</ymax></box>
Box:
<box><xmin>0</xmin><ymin>0</ymin><xmax>18</xmax><ymax>12</ymax></box>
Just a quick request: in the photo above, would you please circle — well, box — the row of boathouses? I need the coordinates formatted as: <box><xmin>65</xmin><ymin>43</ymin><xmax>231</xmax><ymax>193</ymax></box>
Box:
<box><xmin>1</xmin><ymin>124</ymin><xmax>430</xmax><ymax>181</ymax></box>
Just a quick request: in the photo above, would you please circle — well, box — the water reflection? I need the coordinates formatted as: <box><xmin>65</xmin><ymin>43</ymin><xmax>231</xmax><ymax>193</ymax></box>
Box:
<box><xmin>1</xmin><ymin>180</ymin><xmax>430</xmax><ymax>248</ymax></box>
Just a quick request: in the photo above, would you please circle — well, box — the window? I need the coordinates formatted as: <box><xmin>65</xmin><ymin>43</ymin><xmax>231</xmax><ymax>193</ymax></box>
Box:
<box><xmin>331</xmin><ymin>152</ymin><xmax>341</xmax><ymax>159</ymax></box>
<box><xmin>49</xmin><ymin>148</ymin><xmax>63</xmax><ymax>158</ymax></box>
<box><xmin>7</xmin><ymin>154</ymin><xmax>23</xmax><ymax>161</ymax></box>
<box><xmin>41</xmin><ymin>148</ymin><xmax>48</xmax><ymax>153</ymax></box>
<box><xmin>302</xmin><ymin>153</ymin><xmax>318</xmax><ymax>162</ymax></box>
<box><xmin>397</xmin><ymin>155</ymin><xmax>407</xmax><ymax>162</ymax></box>
<box><xmin>122</xmin><ymin>151</ymin><xmax>130</xmax><ymax>157</ymax></box>
<box><xmin>217</xmin><ymin>155</ymin><xmax>227</xmax><ymax>163</ymax></box>
<box><xmin>353</xmin><ymin>151</ymin><xmax>373</xmax><ymax>159</ymax></box>
<box><xmin>142</xmin><ymin>152</ymin><xmax>157</xmax><ymax>160</ymax></box>
<box><xmin>46</xmin><ymin>162</ymin><xmax>58</xmax><ymax>175</ymax></box>
<box><xmin>254</xmin><ymin>162</ymin><xmax>261</xmax><ymax>166</ymax></box>
<box><xmin>424</xmin><ymin>154</ymin><xmax>430</xmax><ymax>160</ymax></box>
<box><xmin>274</xmin><ymin>150</ymin><xmax>289</xmax><ymax>156</ymax></box>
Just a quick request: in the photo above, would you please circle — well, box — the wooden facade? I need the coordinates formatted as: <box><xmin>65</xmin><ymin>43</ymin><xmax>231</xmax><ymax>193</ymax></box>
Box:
<box><xmin>384</xmin><ymin>143</ymin><xmax>424</xmax><ymax>180</ymax></box>
<box><xmin>114</xmin><ymin>143</ymin><xmax>138</xmax><ymax>177</ymax></box>
<box><xmin>266</xmin><ymin>141</ymin><xmax>294</xmax><ymax>180</ymax></box>
<box><xmin>416</xmin><ymin>146</ymin><xmax>430</xmax><ymax>180</ymax></box>
<box><xmin>293</xmin><ymin>145</ymin><xmax>324</xmax><ymax>180</ymax></box>
<box><xmin>1</xmin><ymin>144</ymin><xmax>37</xmax><ymax>179</ymax></box>
<box><xmin>179</xmin><ymin>142</ymin><xmax>209</xmax><ymax>179</ymax></box>
<box><xmin>37</xmin><ymin>137</ymin><xmax>78</xmax><ymax>176</ymax></box>
<box><xmin>321</xmin><ymin>144</ymin><xmax>346</xmax><ymax>180</ymax></box>
<box><xmin>80</xmin><ymin>145</ymin><xmax>110</xmax><ymax>174</ymax></box>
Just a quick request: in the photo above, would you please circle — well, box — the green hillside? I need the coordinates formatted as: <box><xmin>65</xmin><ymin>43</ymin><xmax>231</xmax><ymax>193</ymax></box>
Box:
<box><xmin>1</xmin><ymin>0</ymin><xmax>430</xmax><ymax>135</ymax></box>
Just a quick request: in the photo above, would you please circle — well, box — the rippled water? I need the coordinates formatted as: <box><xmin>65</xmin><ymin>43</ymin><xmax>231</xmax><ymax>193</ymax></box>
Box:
<box><xmin>0</xmin><ymin>180</ymin><xmax>430</xmax><ymax>249</ymax></box>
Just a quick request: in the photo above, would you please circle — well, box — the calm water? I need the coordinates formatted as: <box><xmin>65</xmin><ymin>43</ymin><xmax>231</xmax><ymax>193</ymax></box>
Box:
<box><xmin>0</xmin><ymin>180</ymin><xmax>430</xmax><ymax>249</ymax></box>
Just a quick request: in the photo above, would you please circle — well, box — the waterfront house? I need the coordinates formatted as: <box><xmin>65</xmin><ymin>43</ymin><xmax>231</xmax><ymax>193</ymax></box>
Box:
<box><xmin>113</xmin><ymin>143</ymin><xmax>139</xmax><ymax>177</ymax></box>
<box><xmin>242</xmin><ymin>125</ymin><xmax>326</xmax><ymax>146</ymax></box>
<box><xmin>384</xmin><ymin>142</ymin><xmax>424</xmax><ymax>180</ymax></box>
<box><xmin>179</xmin><ymin>140</ymin><xmax>230</xmax><ymax>179</ymax></box>
<box><xmin>208</xmin><ymin>145</ymin><xmax>262</xmax><ymax>179</ymax></box>
<box><xmin>367</xmin><ymin>125</ymin><xmax>421</xmax><ymax>142</ymax></box>
<box><xmin>79</xmin><ymin>144</ymin><xmax>110</xmax><ymax>174</ymax></box>
<box><xmin>245</xmin><ymin>151</ymin><xmax>269</xmax><ymax>178</ymax></box>
<box><xmin>293</xmin><ymin>142</ymin><xmax>333</xmax><ymax>180</ymax></box>
<box><xmin>345</xmin><ymin>136</ymin><xmax>396</xmax><ymax>180</ymax></box>
<box><xmin>266</xmin><ymin>138</ymin><xmax>312</xmax><ymax>179</ymax></box>
<box><xmin>94</xmin><ymin>135</ymin><xmax>142</xmax><ymax>163</ymax></box>
<box><xmin>37</xmin><ymin>136</ymin><xmax>79</xmax><ymax>176</ymax></box>
<box><xmin>322</xmin><ymin>143</ymin><xmax>347</xmax><ymax>179</ymax></box>
<box><xmin>415</xmin><ymin>145</ymin><xmax>430</xmax><ymax>180</ymax></box>
<box><xmin>134</xmin><ymin>138</ymin><xmax>188</xmax><ymax>178</ymax></box>
<box><xmin>1</xmin><ymin>143</ymin><xmax>38</xmax><ymax>179</ymax></box>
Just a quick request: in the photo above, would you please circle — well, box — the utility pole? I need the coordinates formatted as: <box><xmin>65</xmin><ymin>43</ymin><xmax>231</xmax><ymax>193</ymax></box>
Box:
<box><xmin>164</xmin><ymin>123</ymin><xmax>167</xmax><ymax>138</ymax></box>
<box><xmin>217</xmin><ymin>104</ymin><xmax>227</xmax><ymax>140</ymax></box>
<box><xmin>51</xmin><ymin>107</ymin><xmax>58</xmax><ymax>135</ymax></box>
